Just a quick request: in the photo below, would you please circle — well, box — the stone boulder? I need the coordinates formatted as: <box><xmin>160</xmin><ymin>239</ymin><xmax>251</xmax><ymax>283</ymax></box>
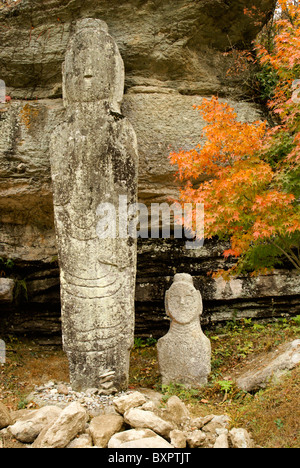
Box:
<box><xmin>66</xmin><ymin>433</ymin><xmax>93</xmax><ymax>448</ymax></box>
<box><xmin>0</xmin><ymin>402</ymin><xmax>12</xmax><ymax>429</ymax></box>
<box><xmin>124</xmin><ymin>407</ymin><xmax>174</xmax><ymax>439</ymax></box>
<box><xmin>163</xmin><ymin>395</ymin><xmax>191</xmax><ymax>428</ymax></box>
<box><xmin>201</xmin><ymin>414</ymin><xmax>230</xmax><ymax>434</ymax></box>
<box><xmin>214</xmin><ymin>432</ymin><xmax>230</xmax><ymax>449</ymax></box>
<box><xmin>113</xmin><ymin>391</ymin><xmax>147</xmax><ymax>415</ymax></box>
<box><xmin>2</xmin><ymin>390</ymin><xmax>257</xmax><ymax>448</ymax></box>
<box><xmin>0</xmin><ymin>278</ymin><xmax>15</xmax><ymax>303</ymax></box>
<box><xmin>9</xmin><ymin>405</ymin><xmax>62</xmax><ymax>443</ymax></box>
<box><xmin>235</xmin><ymin>339</ymin><xmax>300</xmax><ymax>392</ymax></box>
<box><xmin>32</xmin><ymin>401</ymin><xmax>87</xmax><ymax>448</ymax></box>
<box><xmin>169</xmin><ymin>429</ymin><xmax>187</xmax><ymax>448</ymax></box>
<box><xmin>119</xmin><ymin>436</ymin><xmax>173</xmax><ymax>449</ymax></box>
<box><xmin>186</xmin><ymin>430</ymin><xmax>207</xmax><ymax>448</ymax></box>
<box><xmin>229</xmin><ymin>428</ymin><xmax>255</xmax><ymax>449</ymax></box>
<box><xmin>108</xmin><ymin>428</ymin><xmax>172</xmax><ymax>448</ymax></box>
<box><xmin>87</xmin><ymin>414</ymin><xmax>124</xmax><ymax>448</ymax></box>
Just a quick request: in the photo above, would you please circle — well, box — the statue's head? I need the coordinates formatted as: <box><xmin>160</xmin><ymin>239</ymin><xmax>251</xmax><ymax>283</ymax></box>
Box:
<box><xmin>63</xmin><ymin>18</ymin><xmax>124</xmax><ymax>109</ymax></box>
<box><xmin>165</xmin><ymin>273</ymin><xmax>203</xmax><ymax>325</ymax></box>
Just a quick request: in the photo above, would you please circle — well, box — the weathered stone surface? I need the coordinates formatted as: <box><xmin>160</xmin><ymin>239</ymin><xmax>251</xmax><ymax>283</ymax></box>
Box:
<box><xmin>66</xmin><ymin>433</ymin><xmax>93</xmax><ymax>448</ymax></box>
<box><xmin>185</xmin><ymin>414</ymin><xmax>230</xmax><ymax>448</ymax></box>
<box><xmin>32</xmin><ymin>401</ymin><xmax>87</xmax><ymax>448</ymax></box>
<box><xmin>0</xmin><ymin>1</ymin><xmax>269</xmax><ymax>279</ymax></box>
<box><xmin>201</xmin><ymin>414</ymin><xmax>230</xmax><ymax>434</ymax></box>
<box><xmin>88</xmin><ymin>414</ymin><xmax>124</xmax><ymax>448</ymax></box>
<box><xmin>57</xmin><ymin>383</ymin><xmax>69</xmax><ymax>396</ymax></box>
<box><xmin>0</xmin><ymin>402</ymin><xmax>12</xmax><ymax>430</ymax></box>
<box><xmin>0</xmin><ymin>1</ymin><xmax>275</xmax><ymax>99</ymax></box>
<box><xmin>50</xmin><ymin>19</ymin><xmax>138</xmax><ymax>391</ymax></box>
<box><xmin>108</xmin><ymin>425</ymin><xmax>174</xmax><ymax>447</ymax></box>
<box><xmin>0</xmin><ymin>278</ymin><xmax>14</xmax><ymax>303</ymax></box>
<box><xmin>186</xmin><ymin>430</ymin><xmax>206</xmax><ymax>448</ymax></box>
<box><xmin>113</xmin><ymin>391</ymin><xmax>147</xmax><ymax>415</ymax></box>
<box><xmin>164</xmin><ymin>395</ymin><xmax>190</xmax><ymax>428</ymax></box>
<box><xmin>235</xmin><ymin>339</ymin><xmax>300</xmax><ymax>392</ymax></box>
<box><xmin>119</xmin><ymin>435</ymin><xmax>173</xmax><ymax>448</ymax></box>
<box><xmin>123</xmin><ymin>407</ymin><xmax>174</xmax><ymax>438</ymax></box>
<box><xmin>9</xmin><ymin>405</ymin><xmax>62</xmax><ymax>443</ymax></box>
<box><xmin>0</xmin><ymin>99</ymin><xmax>64</xmax><ymax>263</ymax></box>
<box><xmin>229</xmin><ymin>428</ymin><xmax>255</xmax><ymax>448</ymax></box>
<box><xmin>157</xmin><ymin>273</ymin><xmax>211</xmax><ymax>387</ymax></box>
<box><xmin>214</xmin><ymin>432</ymin><xmax>229</xmax><ymax>448</ymax></box>
<box><xmin>108</xmin><ymin>428</ymin><xmax>159</xmax><ymax>448</ymax></box>
<box><xmin>137</xmin><ymin>388</ymin><xmax>163</xmax><ymax>408</ymax></box>
<box><xmin>169</xmin><ymin>429</ymin><xmax>187</xmax><ymax>448</ymax></box>
<box><xmin>0</xmin><ymin>339</ymin><xmax>5</xmax><ymax>364</ymax></box>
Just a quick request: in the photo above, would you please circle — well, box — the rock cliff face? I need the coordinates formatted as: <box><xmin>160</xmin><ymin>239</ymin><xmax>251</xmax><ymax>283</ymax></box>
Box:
<box><xmin>1</xmin><ymin>0</ymin><xmax>275</xmax><ymax>99</ymax></box>
<box><xmin>1</xmin><ymin>0</ymin><xmax>298</xmax><ymax>340</ymax></box>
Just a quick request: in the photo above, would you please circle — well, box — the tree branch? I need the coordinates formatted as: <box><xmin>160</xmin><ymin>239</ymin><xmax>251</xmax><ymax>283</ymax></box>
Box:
<box><xmin>270</xmin><ymin>239</ymin><xmax>300</xmax><ymax>270</ymax></box>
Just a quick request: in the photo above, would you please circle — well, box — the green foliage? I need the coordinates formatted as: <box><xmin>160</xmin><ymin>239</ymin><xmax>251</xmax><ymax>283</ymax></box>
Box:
<box><xmin>0</xmin><ymin>257</ymin><xmax>15</xmax><ymax>276</ymax></box>
<box><xmin>279</xmin><ymin>166</ymin><xmax>300</xmax><ymax>200</ymax></box>
<box><xmin>255</xmin><ymin>64</ymin><xmax>279</xmax><ymax>103</ymax></box>
<box><xmin>216</xmin><ymin>380</ymin><xmax>234</xmax><ymax>395</ymax></box>
<box><xmin>161</xmin><ymin>382</ymin><xmax>201</xmax><ymax>402</ymax></box>
<box><xmin>253</xmin><ymin>322</ymin><xmax>266</xmax><ymax>331</ymax></box>
<box><xmin>236</xmin><ymin>240</ymin><xmax>286</xmax><ymax>272</ymax></box>
<box><xmin>243</xmin><ymin>318</ymin><xmax>253</xmax><ymax>327</ymax></box>
<box><xmin>134</xmin><ymin>336</ymin><xmax>157</xmax><ymax>348</ymax></box>
<box><xmin>274</xmin><ymin>418</ymin><xmax>284</xmax><ymax>429</ymax></box>
<box><xmin>263</xmin><ymin>131</ymin><xmax>295</xmax><ymax>169</ymax></box>
<box><xmin>237</xmin><ymin>341</ymin><xmax>254</xmax><ymax>359</ymax></box>
<box><xmin>292</xmin><ymin>315</ymin><xmax>300</xmax><ymax>325</ymax></box>
<box><xmin>262</xmin><ymin>130</ymin><xmax>300</xmax><ymax>202</ymax></box>
<box><xmin>231</xmin><ymin>230</ymin><xmax>300</xmax><ymax>275</ymax></box>
<box><xmin>17</xmin><ymin>398</ymin><xmax>29</xmax><ymax>410</ymax></box>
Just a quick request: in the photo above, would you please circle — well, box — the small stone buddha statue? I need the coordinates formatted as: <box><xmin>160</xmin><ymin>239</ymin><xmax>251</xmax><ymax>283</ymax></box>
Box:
<box><xmin>157</xmin><ymin>273</ymin><xmax>211</xmax><ymax>387</ymax></box>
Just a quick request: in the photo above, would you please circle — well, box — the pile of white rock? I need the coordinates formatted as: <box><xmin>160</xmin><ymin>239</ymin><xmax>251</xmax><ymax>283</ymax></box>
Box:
<box><xmin>0</xmin><ymin>390</ymin><xmax>256</xmax><ymax>448</ymax></box>
<box><xmin>25</xmin><ymin>379</ymin><xmax>122</xmax><ymax>416</ymax></box>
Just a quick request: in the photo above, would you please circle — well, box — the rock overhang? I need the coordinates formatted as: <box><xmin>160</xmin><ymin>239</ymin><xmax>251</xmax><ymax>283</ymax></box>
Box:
<box><xmin>0</xmin><ymin>0</ymin><xmax>276</xmax><ymax>98</ymax></box>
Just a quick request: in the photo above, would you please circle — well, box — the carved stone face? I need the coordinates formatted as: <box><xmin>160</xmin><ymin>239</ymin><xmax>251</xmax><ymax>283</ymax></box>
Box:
<box><xmin>166</xmin><ymin>282</ymin><xmax>201</xmax><ymax>324</ymax></box>
<box><xmin>62</xmin><ymin>19</ymin><xmax>124</xmax><ymax>107</ymax></box>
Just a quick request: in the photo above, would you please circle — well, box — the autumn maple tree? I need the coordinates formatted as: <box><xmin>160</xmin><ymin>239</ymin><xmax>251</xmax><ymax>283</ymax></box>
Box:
<box><xmin>169</xmin><ymin>0</ymin><xmax>300</xmax><ymax>277</ymax></box>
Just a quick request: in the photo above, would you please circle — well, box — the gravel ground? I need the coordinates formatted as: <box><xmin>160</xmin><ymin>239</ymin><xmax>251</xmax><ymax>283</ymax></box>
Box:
<box><xmin>26</xmin><ymin>380</ymin><xmax>134</xmax><ymax>416</ymax></box>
